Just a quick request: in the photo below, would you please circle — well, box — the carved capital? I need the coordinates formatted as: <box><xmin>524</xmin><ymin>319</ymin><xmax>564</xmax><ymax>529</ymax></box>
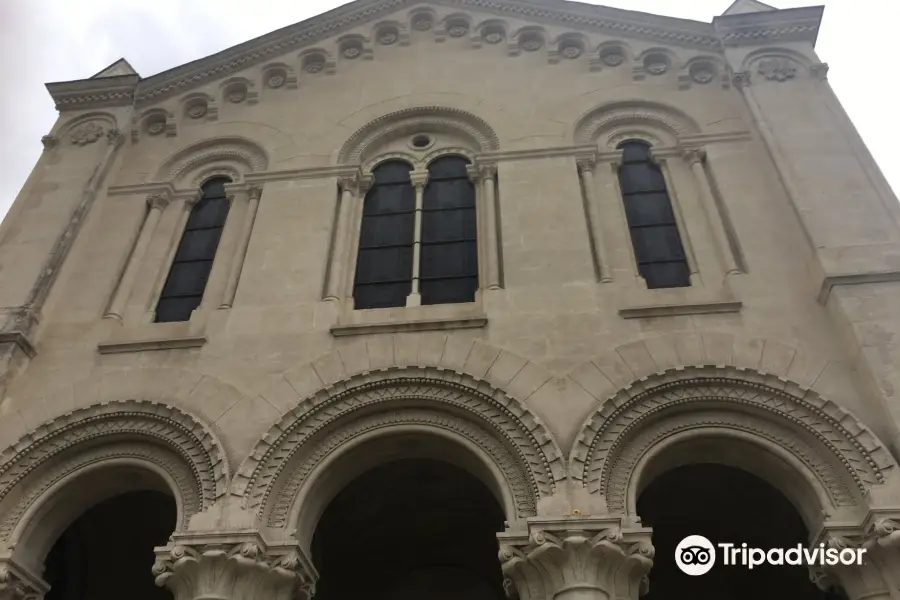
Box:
<box><xmin>466</xmin><ymin>163</ymin><xmax>496</xmax><ymax>183</ymax></box>
<box><xmin>248</xmin><ymin>185</ymin><xmax>263</xmax><ymax>201</ymax></box>
<box><xmin>681</xmin><ymin>147</ymin><xmax>706</xmax><ymax>166</ymax></box>
<box><xmin>106</xmin><ymin>128</ymin><xmax>125</xmax><ymax>147</ymax></box>
<box><xmin>409</xmin><ymin>170</ymin><xmax>429</xmax><ymax>190</ymax></box>
<box><xmin>40</xmin><ymin>135</ymin><xmax>58</xmax><ymax>151</ymax></box>
<box><xmin>498</xmin><ymin>519</ymin><xmax>654</xmax><ymax>600</ymax></box>
<box><xmin>146</xmin><ymin>193</ymin><xmax>170</xmax><ymax>211</ymax></box>
<box><xmin>337</xmin><ymin>172</ymin><xmax>361</xmax><ymax>195</ymax></box>
<box><xmin>732</xmin><ymin>71</ymin><xmax>751</xmax><ymax>88</ymax></box>
<box><xmin>154</xmin><ymin>534</ymin><xmax>317</xmax><ymax>600</ymax></box>
<box><xmin>0</xmin><ymin>559</ymin><xmax>49</xmax><ymax>600</ymax></box>
<box><xmin>576</xmin><ymin>156</ymin><xmax>597</xmax><ymax>174</ymax></box>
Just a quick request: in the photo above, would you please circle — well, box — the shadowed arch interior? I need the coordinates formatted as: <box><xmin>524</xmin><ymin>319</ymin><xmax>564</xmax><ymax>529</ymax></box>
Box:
<box><xmin>638</xmin><ymin>463</ymin><xmax>845</xmax><ymax>600</ymax></box>
<box><xmin>312</xmin><ymin>457</ymin><xmax>506</xmax><ymax>600</ymax></box>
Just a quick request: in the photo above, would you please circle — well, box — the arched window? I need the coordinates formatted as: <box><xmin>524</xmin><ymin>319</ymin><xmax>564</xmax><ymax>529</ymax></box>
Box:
<box><xmin>421</xmin><ymin>156</ymin><xmax>478</xmax><ymax>305</ymax></box>
<box><xmin>353</xmin><ymin>161</ymin><xmax>415</xmax><ymax>309</ymax></box>
<box><xmin>155</xmin><ymin>177</ymin><xmax>231</xmax><ymax>322</ymax></box>
<box><xmin>616</xmin><ymin>140</ymin><xmax>690</xmax><ymax>289</ymax></box>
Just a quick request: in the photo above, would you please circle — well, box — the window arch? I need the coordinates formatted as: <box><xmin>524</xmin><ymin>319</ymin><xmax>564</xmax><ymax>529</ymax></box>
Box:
<box><xmin>616</xmin><ymin>140</ymin><xmax>690</xmax><ymax>289</ymax></box>
<box><xmin>353</xmin><ymin>161</ymin><xmax>416</xmax><ymax>309</ymax></box>
<box><xmin>421</xmin><ymin>156</ymin><xmax>478</xmax><ymax>305</ymax></box>
<box><xmin>155</xmin><ymin>177</ymin><xmax>232</xmax><ymax>322</ymax></box>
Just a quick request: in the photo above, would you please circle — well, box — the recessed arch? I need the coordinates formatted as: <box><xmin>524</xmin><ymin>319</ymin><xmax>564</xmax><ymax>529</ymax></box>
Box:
<box><xmin>233</xmin><ymin>367</ymin><xmax>565</xmax><ymax>546</ymax></box>
<box><xmin>0</xmin><ymin>400</ymin><xmax>227</xmax><ymax>572</ymax></box>
<box><xmin>569</xmin><ymin>366</ymin><xmax>897</xmax><ymax>531</ymax></box>
<box><xmin>573</xmin><ymin>99</ymin><xmax>702</xmax><ymax>148</ymax></box>
<box><xmin>338</xmin><ymin>106</ymin><xmax>500</xmax><ymax>165</ymax></box>
<box><xmin>154</xmin><ymin>135</ymin><xmax>268</xmax><ymax>186</ymax></box>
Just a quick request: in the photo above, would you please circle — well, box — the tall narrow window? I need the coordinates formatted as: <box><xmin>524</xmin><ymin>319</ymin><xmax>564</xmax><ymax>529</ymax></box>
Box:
<box><xmin>353</xmin><ymin>161</ymin><xmax>415</xmax><ymax>309</ymax></box>
<box><xmin>616</xmin><ymin>140</ymin><xmax>690</xmax><ymax>289</ymax></box>
<box><xmin>420</xmin><ymin>156</ymin><xmax>478</xmax><ymax>305</ymax></box>
<box><xmin>155</xmin><ymin>177</ymin><xmax>231</xmax><ymax>322</ymax></box>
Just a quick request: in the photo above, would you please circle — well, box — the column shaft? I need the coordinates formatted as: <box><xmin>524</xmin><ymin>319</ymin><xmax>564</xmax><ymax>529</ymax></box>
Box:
<box><xmin>482</xmin><ymin>167</ymin><xmax>501</xmax><ymax>289</ymax></box>
<box><xmin>578</xmin><ymin>159</ymin><xmax>612</xmax><ymax>283</ymax></box>
<box><xmin>407</xmin><ymin>171</ymin><xmax>428</xmax><ymax>307</ymax></box>
<box><xmin>105</xmin><ymin>194</ymin><xmax>167</xmax><ymax>320</ymax></box>
<box><xmin>221</xmin><ymin>186</ymin><xmax>262</xmax><ymax>308</ymax></box>
<box><xmin>325</xmin><ymin>180</ymin><xmax>355</xmax><ymax>302</ymax></box>
<box><xmin>685</xmin><ymin>150</ymin><xmax>740</xmax><ymax>275</ymax></box>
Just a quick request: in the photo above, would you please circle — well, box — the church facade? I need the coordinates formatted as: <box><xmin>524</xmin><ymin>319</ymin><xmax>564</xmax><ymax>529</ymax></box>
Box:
<box><xmin>1</xmin><ymin>0</ymin><xmax>900</xmax><ymax>598</ymax></box>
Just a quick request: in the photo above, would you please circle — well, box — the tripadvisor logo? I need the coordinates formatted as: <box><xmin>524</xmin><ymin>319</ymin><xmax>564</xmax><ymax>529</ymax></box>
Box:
<box><xmin>675</xmin><ymin>535</ymin><xmax>866</xmax><ymax>576</ymax></box>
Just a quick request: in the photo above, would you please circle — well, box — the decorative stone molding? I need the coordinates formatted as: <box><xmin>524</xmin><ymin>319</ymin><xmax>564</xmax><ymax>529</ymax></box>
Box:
<box><xmin>0</xmin><ymin>400</ymin><xmax>228</xmax><ymax>536</ymax></box>
<box><xmin>573</xmin><ymin>100</ymin><xmax>701</xmax><ymax>147</ymax></box>
<box><xmin>758</xmin><ymin>56</ymin><xmax>798</xmax><ymax>81</ymax></box>
<box><xmin>498</xmin><ymin>517</ymin><xmax>654</xmax><ymax>600</ymax></box>
<box><xmin>338</xmin><ymin>106</ymin><xmax>499</xmax><ymax>164</ymax></box>
<box><xmin>233</xmin><ymin>368</ymin><xmax>565</xmax><ymax>525</ymax></box>
<box><xmin>0</xmin><ymin>558</ymin><xmax>48</xmax><ymax>600</ymax></box>
<box><xmin>69</xmin><ymin>122</ymin><xmax>105</xmax><ymax>146</ymax></box>
<box><xmin>570</xmin><ymin>367</ymin><xmax>895</xmax><ymax>514</ymax></box>
<box><xmin>156</xmin><ymin>136</ymin><xmax>268</xmax><ymax>184</ymax></box>
<box><xmin>811</xmin><ymin>62</ymin><xmax>830</xmax><ymax>80</ymax></box>
<box><xmin>732</xmin><ymin>71</ymin><xmax>751</xmax><ymax>87</ymax></box>
<box><xmin>154</xmin><ymin>533</ymin><xmax>316</xmax><ymax>600</ymax></box>
<box><xmin>40</xmin><ymin>135</ymin><xmax>58</xmax><ymax>151</ymax></box>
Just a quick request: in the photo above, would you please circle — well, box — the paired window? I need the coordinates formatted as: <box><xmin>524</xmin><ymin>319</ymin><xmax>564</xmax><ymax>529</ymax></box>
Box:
<box><xmin>155</xmin><ymin>177</ymin><xmax>231</xmax><ymax>322</ymax></box>
<box><xmin>616</xmin><ymin>140</ymin><xmax>690</xmax><ymax>289</ymax></box>
<box><xmin>353</xmin><ymin>156</ymin><xmax>478</xmax><ymax>309</ymax></box>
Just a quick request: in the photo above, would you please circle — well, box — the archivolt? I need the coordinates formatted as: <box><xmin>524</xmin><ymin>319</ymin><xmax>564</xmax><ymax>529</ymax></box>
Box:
<box><xmin>155</xmin><ymin>136</ymin><xmax>268</xmax><ymax>184</ymax></box>
<box><xmin>573</xmin><ymin>99</ymin><xmax>701</xmax><ymax>147</ymax></box>
<box><xmin>570</xmin><ymin>367</ymin><xmax>896</xmax><ymax>514</ymax></box>
<box><xmin>338</xmin><ymin>106</ymin><xmax>500</xmax><ymax>164</ymax></box>
<box><xmin>0</xmin><ymin>400</ymin><xmax>228</xmax><ymax>535</ymax></box>
<box><xmin>234</xmin><ymin>368</ymin><xmax>565</xmax><ymax>524</ymax></box>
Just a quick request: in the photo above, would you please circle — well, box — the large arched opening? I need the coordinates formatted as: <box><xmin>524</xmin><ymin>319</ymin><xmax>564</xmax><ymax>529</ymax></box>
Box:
<box><xmin>638</xmin><ymin>463</ymin><xmax>844</xmax><ymax>599</ymax></box>
<box><xmin>311</xmin><ymin>457</ymin><xmax>507</xmax><ymax>600</ymax></box>
<box><xmin>43</xmin><ymin>488</ymin><xmax>176</xmax><ymax>600</ymax></box>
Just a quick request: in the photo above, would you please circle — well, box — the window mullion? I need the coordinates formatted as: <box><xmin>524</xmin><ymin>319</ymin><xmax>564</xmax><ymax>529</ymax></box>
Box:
<box><xmin>407</xmin><ymin>170</ymin><xmax>429</xmax><ymax>306</ymax></box>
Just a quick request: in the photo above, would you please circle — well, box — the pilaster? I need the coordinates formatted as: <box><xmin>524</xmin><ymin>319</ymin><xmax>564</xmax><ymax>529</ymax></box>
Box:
<box><xmin>0</xmin><ymin>557</ymin><xmax>48</xmax><ymax>600</ymax></box>
<box><xmin>498</xmin><ymin>517</ymin><xmax>654</xmax><ymax>600</ymax></box>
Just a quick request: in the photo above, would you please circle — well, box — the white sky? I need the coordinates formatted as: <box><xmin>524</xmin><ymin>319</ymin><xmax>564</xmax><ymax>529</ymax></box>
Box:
<box><xmin>1</xmin><ymin>0</ymin><xmax>898</xmax><ymax>222</ymax></box>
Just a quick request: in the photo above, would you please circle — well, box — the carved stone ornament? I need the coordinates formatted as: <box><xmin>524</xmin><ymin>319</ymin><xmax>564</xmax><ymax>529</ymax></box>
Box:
<box><xmin>378</xmin><ymin>29</ymin><xmax>398</xmax><ymax>45</ymax></box>
<box><xmin>601</xmin><ymin>48</ymin><xmax>624</xmax><ymax>67</ymax></box>
<box><xmin>758</xmin><ymin>57</ymin><xmax>797</xmax><ymax>82</ymax></box>
<box><xmin>448</xmin><ymin>22</ymin><xmax>469</xmax><ymax>38</ymax></box>
<box><xmin>412</xmin><ymin>15</ymin><xmax>433</xmax><ymax>31</ymax></box>
<box><xmin>153</xmin><ymin>536</ymin><xmax>317</xmax><ymax>600</ymax></box>
<box><xmin>147</xmin><ymin>120</ymin><xmax>166</xmax><ymax>136</ymax></box>
<box><xmin>146</xmin><ymin>193</ymin><xmax>170</xmax><ymax>211</ymax></box>
<box><xmin>342</xmin><ymin>43</ymin><xmax>362</xmax><ymax>59</ymax></box>
<box><xmin>187</xmin><ymin>103</ymin><xmax>207</xmax><ymax>119</ymax></box>
<box><xmin>560</xmin><ymin>43</ymin><xmax>582</xmax><ymax>59</ymax></box>
<box><xmin>690</xmin><ymin>62</ymin><xmax>716</xmax><ymax>84</ymax></box>
<box><xmin>732</xmin><ymin>71</ymin><xmax>751</xmax><ymax>87</ymax></box>
<box><xmin>644</xmin><ymin>54</ymin><xmax>669</xmax><ymax>75</ymax></box>
<box><xmin>483</xmin><ymin>30</ymin><xmax>504</xmax><ymax>44</ymax></box>
<box><xmin>520</xmin><ymin>35</ymin><xmax>543</xmax><ymax>52</ymax></box>
<box><xmin>304</xmin><ymin>55</ymin><xmax>326</xmax><ymax>73</ymax></box>
<box><xmin>40</xmin><ymin>135</ymin><xmax>58</xmax><ymax>150</ymax></box>
<box><xmin>69</xmin><ymin>122</ymin><xmax>105</xmax><ymax>146</ymax></box>
<box><xmin>228</xmin><ymin>90</ymin><xmax>246</xmax><ymax>103</ymax></box>
<box><xmin>267</xmin><ymin>72</ymin><xmax>286</xmax><ymax>89</ymax></box>
<box><xmin>498</xmin><ymin>520</ymin><xmax>655</xmax><ymax>600</ymax></box>
<box><xmin>0</xmin><ymin>560</ymin><xmax>48</xmax><ymax>600</ymax></box>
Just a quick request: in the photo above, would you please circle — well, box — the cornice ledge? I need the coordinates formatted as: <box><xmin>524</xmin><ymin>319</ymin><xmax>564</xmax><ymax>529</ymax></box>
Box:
<box><xmin>330</xmin><ymin>315</ymin><xmax>487</xmax><ymax>337</ymax></box>
<box><xmin>817</xmin><ymin>270</ymin><xmax>900</xmax><ymax>305</ymax></box>
<box><xmin>106</xmin><ymin>182</ymin><xmax>178</xmax><ymax>197</ymax></box>
<box><xmin>475</xmin><ymin>144</ymin><xmax>597</xmax><ymax>163</ymax></box>
<box><xmin>243</xmin><ymin>165</ymin><xmax>357</xmax><ymax>184</ymax></box>
<box><xmin>46</xmin><ymin>74</ymin><xmax>139</xmax><ymax>111</ymax></box>
<box><xmin>680</xmin><ymin>130</ymin><xmax>754</xmax><ymax>145</ymax></box>
<box><xmin>134</xmin><ymin>0</ymin><xmax>722</xmax><ymax>105</ymax></box>
<box><xmin>97</xmin><ymin>335</ymin><xmax>207</xmax><ymax>354</ymax></box>
<box><xmin>713</xmin><ymin>5</ymin><xmax>824</xmax><ymax>47</ymax></box>
<box><xmin>618</xmin><ymin>299</ymin><xmax>743</xmax><ymax>319</ymax></box>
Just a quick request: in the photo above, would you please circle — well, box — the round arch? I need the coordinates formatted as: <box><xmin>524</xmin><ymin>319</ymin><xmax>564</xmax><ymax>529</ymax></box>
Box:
<box><xmin>0</xmin><ymin>400</ymin><xmax>228</xmax><ymax>572</ymax></box>
<box><xmin>572</xmin><ymin>99</ymin><xmax>702</xmax><ymax>149</ymax></box>
<box><xmin>569</xmin><ymin>366</ymin><xmax>896</xmax><ymax>533</ymax></box>
<box><xmin>233</xmin><ymin>367</ymin><xmax>565</xmax><ymax>547</ymax></box>
<box><xmin>338</xmin><ymin>106</ymin><xmax>500</xmax><ymax>166</ymax></box>
<box><xmin>153</xmin><ymin>135</ymin><xmax>268</xmax><ymax>187</ymax></box>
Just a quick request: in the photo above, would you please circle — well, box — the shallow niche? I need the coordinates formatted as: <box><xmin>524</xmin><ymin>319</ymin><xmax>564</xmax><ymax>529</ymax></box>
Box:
<box><xmin>643</xmin><ymin>52</ymin><xmax>670</xmax><ymax>75</ymax></box>
<box><xmin>303</xmin><ymin>53</ymin><xmax>327</xmax><ymax>74</ymax></box>
<box><xmin>184</xmin><ymin>99</ymin><xmax>208</xmax><ymax>120</ymax></box>
<box><xmin>600</xmin><ymin>45</ymin><xmax>626</xmax><ymax>67</ymax></box>
<box><xmin>689</xmin><ymin>61</ymin><xmax>717</xmax><ymax>84</ymax></box>
<box><xmin>224</xmin><ymin>81</ymin><xmax>249</xmax><ymax>104</ymax></box>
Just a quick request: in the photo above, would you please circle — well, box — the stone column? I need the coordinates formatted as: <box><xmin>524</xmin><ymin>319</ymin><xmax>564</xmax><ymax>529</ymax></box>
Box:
<box><xmin>682</xmin><ymin>148</ymin><xmax>740</xmax><ymax>275</ymax></box>
<box><xmin>498</xmin><ymin>519</ymin><xmax>655</xmax><ymax>600</ymax></box>
<box><xmin>324</xmin><ymin>174</ymin><xmax>359</xmax><ymax>302</ymax></box>
<box><xmin>144</xmin><ymin>190</ymin><xmax>201</xmax><ymax>319</ymax></box>
<box><xmin>220</xmin><ymin>185</ymin><xmax>263</xmax><ymax>308</ymax></box>
<box><xmin>467</xmin><ymin>163</ymin><xmax>502</xmax><ymax>290</ymax></box>
<box><xmin>817</xmin><ymin>517</ymin><xmax>900</xmax><ymax>600</ymax></box>
<box><xmin>153</xmin><ymin>534</ymin><xmax>317</xmax><ymax>600</ymax></box>
<box><xmin>105</xmin><ymin>192</ymin><xmax>169</xmax><ymax>320</ymax></box>
<box><xmin>576</xmin><ymin>157</ymin><xmax>612</xmax><ymax>284</ymax></box>
<box><xmin>406</xmin><ymin>170</ymin><xmax>429</xmax><ymax>307</ymax></box>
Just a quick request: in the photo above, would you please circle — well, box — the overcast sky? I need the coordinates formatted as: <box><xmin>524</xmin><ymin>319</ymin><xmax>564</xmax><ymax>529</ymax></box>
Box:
<box><xmin>1</xmin><ymin>0</ymin><xmax>898</xmax><ymax>222</ymax></box>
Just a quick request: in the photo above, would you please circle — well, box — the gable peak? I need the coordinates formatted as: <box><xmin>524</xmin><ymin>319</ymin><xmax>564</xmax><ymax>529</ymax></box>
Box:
<box><xmin>722</xmin><ymin>0</ymin><xmax>778</xmax><ymax>15</ymax></box>
<box><xmin>92</xmin><ymin>58</ymin><xmax>139</xmax><ymax>79</ymax></box>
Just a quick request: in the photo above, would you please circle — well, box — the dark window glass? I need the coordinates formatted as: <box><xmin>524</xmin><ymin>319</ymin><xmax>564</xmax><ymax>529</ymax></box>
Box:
<box><xmin>616</xmin><ymin>141</ymin><xmax>690</xmax><ymax>289</ymax></box>
<box><xmin>155</xmin><ymin>177</ymin><xmax>231</xmax><ymax>322</ymax></box>
<box><xmin>421</xmin><ymin>157</ymin><xmax>478</xmax><ymax>305</ymax></box>
<box><xmin>353</xmin><ymin>161</ymin><xmax>415</xmax><ymax>309</ymax></box>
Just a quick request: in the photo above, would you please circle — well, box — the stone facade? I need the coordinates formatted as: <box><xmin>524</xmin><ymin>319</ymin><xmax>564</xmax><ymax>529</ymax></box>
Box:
<box><xmin>1</xmin><ymin>0</ymin><xmax>900</xmax><ymax>598</ymax></box>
